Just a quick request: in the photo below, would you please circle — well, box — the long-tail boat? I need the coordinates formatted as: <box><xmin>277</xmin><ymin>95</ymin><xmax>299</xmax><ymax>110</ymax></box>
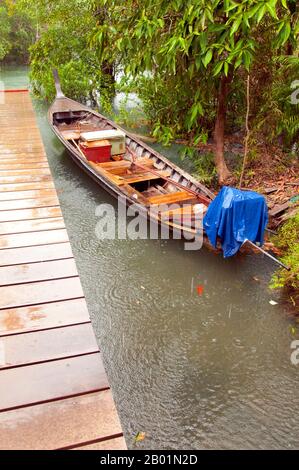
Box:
<box><xmin>48</xmin><ymin>70</ymin><xmax>214</xmax><ymax>239</ymax></box>
<box><xmin>48</xmin><ymin>71</ymin><xmax>289</xmax><ymax>270</ymax></box>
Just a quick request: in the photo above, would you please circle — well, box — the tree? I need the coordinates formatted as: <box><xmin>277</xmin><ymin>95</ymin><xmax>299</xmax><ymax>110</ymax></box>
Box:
<box><xmin>92</xmin><ymin>0</ymin><xmax>298</xmax><ymax>183</ymax></box>
<box><xmin>12</xmin><ymin>0</ymin><xmax>102</xmax><ymax>102</ymax></box>
<box><xmin>0</xmin><ymin>5</ymin><xmax>12</xmax><ymax>61</ymax></box>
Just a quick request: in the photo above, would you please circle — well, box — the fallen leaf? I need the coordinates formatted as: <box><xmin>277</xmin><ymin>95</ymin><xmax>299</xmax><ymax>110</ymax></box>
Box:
<box><xmin>134</xmin><ymin>432</ymin><xmax>146</xmax><ymax>443</ymax></box>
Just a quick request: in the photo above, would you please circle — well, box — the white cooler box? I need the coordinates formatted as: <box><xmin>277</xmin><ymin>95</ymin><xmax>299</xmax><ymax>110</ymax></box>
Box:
<box><xmin>80</xmin><ymin>130</ymin><xmax>126</xmax><ymax>156</ymax></box>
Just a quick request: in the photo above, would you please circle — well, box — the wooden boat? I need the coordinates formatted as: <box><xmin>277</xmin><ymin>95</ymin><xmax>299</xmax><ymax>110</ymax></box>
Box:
<box><xmin>48</xmin><ymin>71</ymin><xmax>215</xmax><ymax>240</ymax></box>
<box><xmin>48</xmin><ymin>72</ymin><xmax>290</xmax><ymax>270</ymax></box>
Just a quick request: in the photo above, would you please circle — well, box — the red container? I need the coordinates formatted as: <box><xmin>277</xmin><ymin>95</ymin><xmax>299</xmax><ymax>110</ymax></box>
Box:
<box><xmin>79</xmin><ymin>139</ymin><xmax>111</xmax><ymax>163</ymax></box>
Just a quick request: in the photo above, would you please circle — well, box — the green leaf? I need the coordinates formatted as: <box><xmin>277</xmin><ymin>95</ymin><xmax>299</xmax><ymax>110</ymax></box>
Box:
<box><xmin>234</xmin><ymin>56</ymin><xmax>243</xmax><ymax>69</ymax></box>
<box><xmin>266</xmin><ymin>2</ymin><xmax>278</xmax><ymax>19</ymax></box>
<box><xmin>213</xmin><ymin>61</ymin><xmax>223</xmax><ymax>76</ymax></box>
<box><xmin>230</xmin><ymin>17</ymin><xmax>242</xmax><ymax>36</ymax></box>
<box><xmin>224</xmin><ymin>61</ymin><xmax>229</xmax><ymax>76</ymax></box>
<box><xmin>257</xmin><ymin>5</ymin><xmax>266</xmax><ymax>24</ymax></box>
<box><xmin>281</xmin><ymin>0</ymin><xmax>288</xmax><ymax>9</ymax></box>
<box><xmin>247</xmin><ymin>4</ymin><xmax>261</xmax><ymax>19</ymax></box>
<box><xmin>195</xmin><ymin>55</ymin><xmax>202</xmax><ymax>70</ymax></box>
<box><xmin>199</xmin><ymin>32</ymin><xmax>207</xmax><ymax>51</ymax></box>
<box><xmin>279</xmin><ymin>22</ymin><xmax>291</xmax><ymax>45</ymax></box>
<box><xmin>243</xmin><ymin>50</ymin><xmax>252</xmax><ymax>71</ymax></box>
<box><xmin>203</xmin><ymin>49</ymin><xmax>212</xmax><ymax>67</ymax></box>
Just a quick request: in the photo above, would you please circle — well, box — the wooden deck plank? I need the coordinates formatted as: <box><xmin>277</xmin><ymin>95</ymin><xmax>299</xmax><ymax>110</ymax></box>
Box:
<box><xmin>0</xmin><ymin>156</ymin><xmax>47</xmax><ymax>162</ymax></box>
<box><xmin>0</xmin><ymin>324</ymin><xmax>99</xmax><ymax>369</ymax></box>
<box><xmin>0</xmin><ymin>188</ymin><xmax>57</xmax><ymax>201</ymax></box>
<box><xmin>0</xmin><ymin>162</ymin><xmax>49</xmax><ymax>170</ymax></box>
<box><xmin>0</xmin><ymin>299</ymin><xmax>89</xmax><ymax>336</ymax></box>
<box><xmin>0</xmin><ymin>217</ymin><xmax>65</xmax><ymax>235</ymax></box>
<box><xmin>0</xmin><ymin>243</ymin><xmax>73</xmax><ymax>266</ymax></box>
<box><xmin>0</xmin><ymin>174</ymin><xmax>52</xmax><ymax>184</ymax></box>
<box><xmin>0</xmin><ymin>169</ymin><xmax>51</xmax><ymax>177</ymax></box>
<box><xmin>0</xmin><ymin>353</ymin><xmax>108</xmax><ymax>412</ymax></box>
<box><xmin>0</xmin><ymin>196</ymin><xmax>59</xmax><ymax>211</ymax></box>
<box><xmin>73</xmin><ymin>437</ymin><xmax>127</xmax><ymax>451</ymax></box>
<box><xmin>0</xmin><ymin>181</ymin><xmax>55</xmax><ymax>192</ymax></box>
<box><xmin>0</xmin><ymin>390</ymin><xmax>123</xmax><ymax>450</ymax></box>
<box><xmin>0</xmin><ymin>144</ymin><xmax>45</xmax><ymax>151</ymax></box>
<box><xmin>0</xmin><ymin>258</ymin><xmax>77</xmax><ymax>286</ymax></box>
<box><xmin>0</xmin><ymin>206</ymin><xmax>62</xmax><ymax>222</ymax></box>
<box><xmin>0</xmin><ymin>229</ymin><xmax>69</xmax><ymax>249</ymax></box>
<box><xmin>0</xmin><ymin>90</ymin><xmax>125</xmax><ymax>450</ymax></box>
<box><xmin>0</xmin><ymin>277</ymin><xmax>83</xmax><ymax>309</ymax></box>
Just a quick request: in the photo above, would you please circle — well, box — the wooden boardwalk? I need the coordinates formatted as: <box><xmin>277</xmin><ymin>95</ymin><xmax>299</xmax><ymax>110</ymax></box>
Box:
<box><xmin>0</xmin><ymin>90</ymin><xmax>126</xmax><ymax>450</ymax></box>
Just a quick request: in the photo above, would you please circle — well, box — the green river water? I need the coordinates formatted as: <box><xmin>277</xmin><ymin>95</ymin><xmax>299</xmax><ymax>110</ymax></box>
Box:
<box><xmin>1</xmin><ymin>66</ymin><xmax>298</xmax><ymax>450</ymax></box>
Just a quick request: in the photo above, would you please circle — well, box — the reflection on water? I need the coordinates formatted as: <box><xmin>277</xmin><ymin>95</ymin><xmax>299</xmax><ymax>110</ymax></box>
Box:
<box><xmin>1</xmin><ymin>66</ymin><xmax>298</xmax><ymax>450</ymax></box>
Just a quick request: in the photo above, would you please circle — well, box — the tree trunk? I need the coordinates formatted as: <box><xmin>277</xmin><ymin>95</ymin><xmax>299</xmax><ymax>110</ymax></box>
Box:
<box><xmin>214</xmin><ymin>73</ymin><xmax>232</xmax><ymax>184</ymax></box>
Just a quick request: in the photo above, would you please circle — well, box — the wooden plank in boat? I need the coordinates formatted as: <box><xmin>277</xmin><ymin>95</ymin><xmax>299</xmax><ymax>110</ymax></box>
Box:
<box><xmin>0</xmin><ymin>298</ymin><xmax>89</xmax><ymax>336</ymax></box>
<box><xmin>97</xmin><ymin>157</ymin><xmax>154</xmax><ymax>175</ymax></box>
<box><xmin>99</xmin><ymin>156</ymin><xmax>152</xmax><ymax>168</ymax></box>
<box><xmin>0</xmin><ymin>228</ymin><xmax>69</xmax><ymax>249</ymax></box>
<box><xmin>88</xmin><ymin>162</ymin><xmax>123</xmax><ymax>185</ymax></box>
<box><xmin>163</xmin><ymin>219</ymin><xmax>198</xmax><ymax>234</ymax></box>
<box><xmin>0</xmin><ymin>243</ymin><xmax>73</xmax><ymax>266</ymax></box>
<box><xmin>119</xmin><ymin>184</ymin><xmax>148</xmax><ymax>205</ymax></box>
<box><xmin>0</xmin><ymin>181</ymin><xmax>55</xmax><ymax>193</ymax></box>
<box><xmin>0</xmin><ymin>207</ymin><xmax>61</xmax><ymax>222</ymax></box>
<box><xmin>0</xmin><ymin>390</ymin><xmax>123</xmax><ymax>450</ymax></box>
<box><xmin>159</xmin><ymin>204</ymin><xmax>207</xmax><ymax>217</ymax></box>
<box><xmin>0</xmin><ymin>277</ymin><xmax>83</xmax><ymax>310</ymax></box>
<box><xmin>0</xmin><ymin>188</ymin><xmax>57</xmax><ymax>201</ymax></box>
<box><xmin>160</xmin><ymin>204</ymin><xmax>195</xmax><ymax>216</ymax></box>
<box><xmin>0</xmin><ymin>174</ymin><xmax>52</xmax><ymax>184</ymax></box>
<box><xmin>0</xmin><ymin>353</ymin><xmax>108</xmax><ymax>412</ymax></box>
<box><xmin>148</xmin><ymin>190</ymin><xmax>194</xmax><ymax>205</ymax></box>
<box><xmin>0</xmin><ymin>324</ymin><xmax>98</xmax><ymax>369</ymax></box>
<box><xmin>117</xmin><ymin>170</ymin><xmax>171</xmax><ymax>186</ymax></box>
<box><xmin>0</xmin><ymin>217</ymin><xmax>64</xmax><ymax>235</ymax></box>
<box><xmin>0</xmin><ymin>196</ymin><xmax>59</xmax><ymax>211</ymax></box>
<box><xmin>0</xmin><ymin>258</ymin><xmax>77</xmax><ymax>286</ymax></box>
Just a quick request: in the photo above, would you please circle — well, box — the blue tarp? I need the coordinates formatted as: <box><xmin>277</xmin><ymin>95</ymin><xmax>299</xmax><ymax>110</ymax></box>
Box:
<box><xmin>203</xmin><ymin>186</ymin><xmax>268</xmax><ymax>258</ymax></box>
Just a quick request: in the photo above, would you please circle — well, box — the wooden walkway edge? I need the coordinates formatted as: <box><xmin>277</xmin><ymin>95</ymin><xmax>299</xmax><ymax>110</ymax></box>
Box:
<box><xmin>0</xmin><ymin>90</ymin><xmax>126</xmax><ymax>450</ymax></box>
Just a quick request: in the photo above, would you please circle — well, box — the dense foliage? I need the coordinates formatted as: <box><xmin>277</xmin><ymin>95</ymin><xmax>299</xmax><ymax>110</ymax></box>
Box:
<box><xmin>0</xmin><ymin>1</ymin><xmax>35</xmax><ymax>63</ymax></box>
<box><xmin>271</xmin><ymin>212</ymin><xmax>299</xmax><ymax>310</ymax></box>
<box><xmin>1</xmin><ymin>0</ymin><xmax>298</xmax><ymax>181</ymax></box>
<box><xmin>92</xmin><ymin>0</ymin><xmax>299</xmax><ymax>182</ymax></box>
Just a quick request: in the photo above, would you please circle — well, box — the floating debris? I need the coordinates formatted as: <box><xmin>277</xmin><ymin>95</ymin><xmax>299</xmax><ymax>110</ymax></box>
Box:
<box><xmin>196</xmin><ymin>285</ymin><xmax>204</xmax><ymax>295</ymax></box>
<box><xmin>134</xmin><ymin>432</ymin><xmax>146</xmax><ymax>443</ymax></box>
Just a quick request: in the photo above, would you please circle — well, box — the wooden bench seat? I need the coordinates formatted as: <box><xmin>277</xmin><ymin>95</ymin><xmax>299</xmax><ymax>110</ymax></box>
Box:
<box><xmin>93</xmin><ymin>158</ymin><xmax>154</xmax><ymax>175</ymax></box>
<box><xmin>147</xmin><ymin>190</ymin><xmax>194</xmax><ymax>205</ymax></box>
<box><xmin>117</xmin><ymin>170</ymin><xmax>171</xmax><ymax>186</ymax></box>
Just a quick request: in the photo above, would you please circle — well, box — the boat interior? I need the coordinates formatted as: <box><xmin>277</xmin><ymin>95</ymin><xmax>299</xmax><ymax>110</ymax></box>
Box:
<box><xmin>53</xmin><ymin>109</ymin><xmax>210</xmax><ymax>232</ymax></box>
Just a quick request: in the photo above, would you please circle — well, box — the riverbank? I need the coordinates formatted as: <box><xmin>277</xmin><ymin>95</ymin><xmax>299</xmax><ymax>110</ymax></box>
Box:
<box><xmin>131</xmin><ymin>129</ymin><xmax>299</xmax><ymax>314</ymax></box>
